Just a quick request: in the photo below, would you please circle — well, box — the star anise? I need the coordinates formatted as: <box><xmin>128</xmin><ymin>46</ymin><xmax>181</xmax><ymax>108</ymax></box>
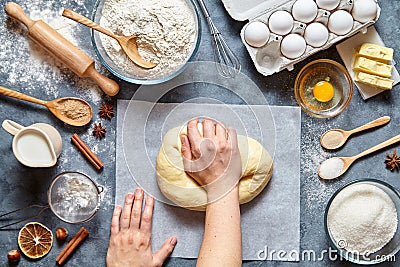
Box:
<box><xmin>385</xmin><ymin>150</ymin><xmax>400</xmax><ymax>171</ymax></box>
<box><xmin>93</xmin><ymin>123</ymin><xmax>106</xmax><ymax>139</ymax></box>
<box><xmin>99</xmin><ymin>102</ymin><xmax>114</xmax><ymax>119</ymax></box>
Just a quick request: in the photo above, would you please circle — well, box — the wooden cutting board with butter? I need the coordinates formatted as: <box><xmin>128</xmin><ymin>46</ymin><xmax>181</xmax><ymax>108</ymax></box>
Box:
<box><xmin>353</xmin><ymin>43</ymin><xmax>395</xmax><ymax>90</ymax></box>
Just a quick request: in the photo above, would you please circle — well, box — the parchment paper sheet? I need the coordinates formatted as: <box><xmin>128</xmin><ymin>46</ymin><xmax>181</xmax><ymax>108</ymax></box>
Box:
<box><xmin>116</xmin><ymin>100</ymin><xmax>301</xmax><ymax>261</ymax></box>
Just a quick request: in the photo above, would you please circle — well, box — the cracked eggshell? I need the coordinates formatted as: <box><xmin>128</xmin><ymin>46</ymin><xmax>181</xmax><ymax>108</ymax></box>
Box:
<box><xmin>244</xmin><ymin>21</ymin><xmax>270</xmax><ymax>48</ymax></box>
<box><xmin>304</xmin><ymin>22</ymin><xmax>329</xmax><ymax>47</ymax></box>
<box><xmin>316</xmin><ymin>0</ymin><xmax>340</xmax><ymax>10</ymax></box>
<box><xmin>352</xmin><ymin>0</ymin><xmax>377</xmax><ymax>23</ymax></box>
<box><xmin>292</xmin><ymin>0</ymin><xmax>318</xmax><ymax>23</ymax></box>
<box><xmin>268</xmin><ymin>10</ymin><xmax>294</xmax><ymax>35</ymax></box>
<box><xmin>328</xmin><ymin>10</ymin><xmax>353</xmax><ymax>36</ymax></box>
<box><xmin>280</xmin><ymin>34</ymin><xmax>306</xmax><ymax>59</ymax></box>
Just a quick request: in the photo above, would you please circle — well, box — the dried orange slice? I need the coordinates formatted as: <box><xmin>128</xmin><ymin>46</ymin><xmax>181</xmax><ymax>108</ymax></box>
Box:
<box><xmin>18</xmin><ymin>222</ymin><xmax>53</xmax><ymax>259</ymax></box>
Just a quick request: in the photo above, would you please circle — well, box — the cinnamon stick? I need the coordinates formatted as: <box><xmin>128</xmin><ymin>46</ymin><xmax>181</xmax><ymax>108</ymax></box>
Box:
<box><xmin>55</xmin><ymin>227</ymin><xmax>85</xmax><ymax>262</ymax></box>
<box><xmin>56</xmin><ymin>227</ymin><xmax>89</xmax><ymax>265</ymax></box>
<box><xmin>71</xmin><ymin>133</ymin><xmax>104</xmax><ymax>170</ymax></box>
<box><xmin>71</xmin><ymin>136</ymin><xmax>101</xmax><ymax>170</ymax></box>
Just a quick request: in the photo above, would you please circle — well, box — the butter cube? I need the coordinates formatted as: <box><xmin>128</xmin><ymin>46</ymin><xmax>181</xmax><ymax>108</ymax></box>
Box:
<box><xmin>353</xmin><ymin>56</ymin><xmax>392</xmax><ymax>78</ymax></box>
<box><xmin>354</xmin><ymin>72</ymin><xmax>394</xmax><ymax>90</ymax></box>
<box><xmin>358</xmin><ymin>43</ymin><xmax>393</xmax><ymax>63</ymax></box>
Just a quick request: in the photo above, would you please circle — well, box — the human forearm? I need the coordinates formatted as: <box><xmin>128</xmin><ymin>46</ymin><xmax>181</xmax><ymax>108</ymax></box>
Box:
<box><xmin>180</xmin><ymin>119</ymin><xmax>242</xmax><ymax>266</ymax></box>
<box><xmin>197</xmin><ymin>185</ymin><xmax>242</xmax><ymax>267</ymax></box>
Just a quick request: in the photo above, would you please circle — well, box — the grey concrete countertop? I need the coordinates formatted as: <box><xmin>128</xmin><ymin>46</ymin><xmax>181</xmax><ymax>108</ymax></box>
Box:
<box><xmin>0</xmin><ymin>0</ymin><xmax>399</xmax><ymax>266</ymax></box>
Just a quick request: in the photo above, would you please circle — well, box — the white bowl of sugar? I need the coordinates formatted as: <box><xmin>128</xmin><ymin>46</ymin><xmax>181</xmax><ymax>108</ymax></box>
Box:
<box><xmin>324</xmin><ymin>179</ymin><xmax>400</xmax><ymax>264</ymax></box>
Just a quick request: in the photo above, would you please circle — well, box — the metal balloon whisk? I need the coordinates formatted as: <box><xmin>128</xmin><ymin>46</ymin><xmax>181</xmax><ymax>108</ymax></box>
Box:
<box><xmin>197</xmin><ymin>0</ymin><xmax>241</xmax><ymax>78</ymax></box>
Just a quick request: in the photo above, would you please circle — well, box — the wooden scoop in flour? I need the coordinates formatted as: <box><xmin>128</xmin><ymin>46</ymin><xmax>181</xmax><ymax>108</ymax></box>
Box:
<box><xmin>62</xmin><ymin>9</ymin><xmax>157</xmax><ymax>69</ymax></box>
<box><xmin>4</xmin><ymin>2</ymin><xmax>119</xmax><ymax>96</ymax></box>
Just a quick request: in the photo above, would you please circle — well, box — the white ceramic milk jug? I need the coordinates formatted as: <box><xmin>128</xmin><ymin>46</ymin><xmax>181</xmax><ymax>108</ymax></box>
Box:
<box><xmin>2</xmin><ymin>120</ymin><xmax>62</xmax><ymax>167</ymax></box>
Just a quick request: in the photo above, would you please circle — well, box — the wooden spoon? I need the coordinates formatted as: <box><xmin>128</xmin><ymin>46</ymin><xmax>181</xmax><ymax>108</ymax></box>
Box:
<box><xmin>318</xmin><ymin>133</ymin><xmax>400</xmax><ymax>180</ymax></box>
<box><xmin>0</xmin><ymin>86</ymin><xmax>92</xmax><ymax>126</ymax></box>
<box><xmin>62</xmin><ymin>9</ymin><xmax>157</xmax><ymax>69</ymax></box>
<box><xmin>320</xmin><ymin>116</ymin><xmax>390</xmax><ymax>150</ymax></box>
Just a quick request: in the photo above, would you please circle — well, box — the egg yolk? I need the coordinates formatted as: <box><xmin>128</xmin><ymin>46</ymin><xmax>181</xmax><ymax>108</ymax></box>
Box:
<box><xmin>313</xmin><ymin>81</ymin><xmax>334</xmax><ymax>102</ymax></box>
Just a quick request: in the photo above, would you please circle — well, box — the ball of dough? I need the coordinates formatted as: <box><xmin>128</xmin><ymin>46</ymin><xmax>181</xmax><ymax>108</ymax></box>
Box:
<box><xmin>156</xmin><ymin>126</ymin><xmax>273</xmax><ymax>211</ymax></box>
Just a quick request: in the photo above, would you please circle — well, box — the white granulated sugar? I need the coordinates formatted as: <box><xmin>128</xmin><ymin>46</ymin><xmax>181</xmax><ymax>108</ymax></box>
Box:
<box><xmin>0</xmin><ymin>0</ymin><xmax>103</xmax><ymax>103</ymax></box>
<box><xmin>327</xmin><ymin>183</ymin><xmax>398</xmax><ymax>254</ymax></box>
<box><xmin>99</xmin><ymin>0</ymin><xmax>196</xmax><ymax>79</ymax></box>
<box><xmin>319</xmin><ymin>157</ymin><xmax>344</xmax><ymax>179</ymax></box>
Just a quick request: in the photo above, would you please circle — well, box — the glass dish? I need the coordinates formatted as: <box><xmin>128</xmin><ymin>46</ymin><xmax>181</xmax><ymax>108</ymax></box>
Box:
<box><xmin>294</xmin><ymin>59</ymin><xmax>353</xmax><ymax>118</ymax></box>
<box><xmin>91</xmin><ymin>0</ymin><xmax>201</xmax><ymax>85</ymax></box>
<box><xmin>324</xmin><ymin>179</ymin><xmax>400</xmax><ymax>265</ymax></box>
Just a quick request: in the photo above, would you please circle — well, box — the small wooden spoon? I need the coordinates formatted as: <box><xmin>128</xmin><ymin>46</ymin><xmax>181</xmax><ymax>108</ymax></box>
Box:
<box><xmin>320</xmin><ymin>116</ymin><xmax>390</xmax><ymax>150</ymax></box>
<box><xmin>62</xmin><ymin>9</ymin><xmax>157</xmax><ymax>69</ymax></box>
<box><xmin>0</xmin><ymin>86</ymin><xmax>92</xmax><ymax>126</ymax></box>
<box><xmin>319</xmin><ymin>133</ymin><xmax>400</xmax><ymax>179</ymax></box>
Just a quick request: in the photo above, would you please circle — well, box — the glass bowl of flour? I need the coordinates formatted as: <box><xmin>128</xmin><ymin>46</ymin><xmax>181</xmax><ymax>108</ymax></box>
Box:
<box><xmin>324</xmin><ymin>179</ymin><xmax>400</xmax><ymax>264</ymax></box>
<box><xmin>91</xmin><ymin>0</ymin><xmax>201</xmax><ymax>84</ymax></box>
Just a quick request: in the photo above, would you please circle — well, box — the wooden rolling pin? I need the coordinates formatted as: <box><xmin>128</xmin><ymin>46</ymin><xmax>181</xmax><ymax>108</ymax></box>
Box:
<box><xmin>4</xmin><ymin>2</ymin><xmax>119</xmax><ymax>96</ymax></box>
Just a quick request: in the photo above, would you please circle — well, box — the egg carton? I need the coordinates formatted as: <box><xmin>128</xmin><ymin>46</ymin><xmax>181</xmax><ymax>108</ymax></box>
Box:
<box><xmin>220</xmin><ymin>0</ymin><xmax>381</xmax><ymax>76</ymax></box>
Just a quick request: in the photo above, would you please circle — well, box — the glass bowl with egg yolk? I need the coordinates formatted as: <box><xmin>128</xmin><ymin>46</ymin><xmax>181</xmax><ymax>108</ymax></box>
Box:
<box><xmin>294</xmin><ymin>59</ymin><xmax>353</xmax><ymax>118</ymax></box>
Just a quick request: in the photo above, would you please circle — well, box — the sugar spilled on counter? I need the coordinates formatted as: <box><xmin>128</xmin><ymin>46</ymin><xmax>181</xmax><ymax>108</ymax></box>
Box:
<box><xmin>0</xmin><ymin>0</ymin><xmax>104</xmax><ymax>104</ymax></box>
<box><xmin>300</xmin><ymin>117</ymin><xmax>338</xmax><ymax>212</ymax></box>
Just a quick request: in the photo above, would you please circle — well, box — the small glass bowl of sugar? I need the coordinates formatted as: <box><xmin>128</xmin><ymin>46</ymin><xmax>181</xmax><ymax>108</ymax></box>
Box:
<box><xmin>324</xmin><ymin>179</ymin><xmax>400</xmax><ymax>264</ymax></box>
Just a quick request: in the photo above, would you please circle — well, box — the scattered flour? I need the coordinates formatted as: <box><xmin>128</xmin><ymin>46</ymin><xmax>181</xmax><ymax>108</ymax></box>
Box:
<box><xmin>301</xmin><ymin>118</ymin><xmax>333</xmax><ymax>210</ymax></box>
<box><xmin>327</xmin><ymin>183</ymin><xmax>398</xmax><ymax>254</ymax></box>
<box><xmin>99</xmin><ymin>0</ymin><xmax>197</xmax><ymax>79</ymax></box>
<box><xmin>0</xmin><ymin>0</ymin><xmax>105</xmax><ymax>103</ymax></box>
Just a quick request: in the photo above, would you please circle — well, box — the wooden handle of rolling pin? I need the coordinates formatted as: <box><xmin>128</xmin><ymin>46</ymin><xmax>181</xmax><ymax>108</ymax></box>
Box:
<box><xmin>4</xmin><ymin>2</ymin><xmax>119</xmax><ymax>96</ymax></box>
<box><xmin>83</xmin><ymin>62</ymin><xmax>119</xmax><ymax>96</ymax></box>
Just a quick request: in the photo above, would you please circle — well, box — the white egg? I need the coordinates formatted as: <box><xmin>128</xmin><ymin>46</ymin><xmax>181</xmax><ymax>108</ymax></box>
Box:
<box><xmin>304</xmin><ymin>22</ymin><xmax>329</xmax><ymax>47</ymax></box>
<box><xmin>328</xmin><ymin>10</ymin><xmax>353</xmax><ymax>35</ymax></box>
<box><xmin>269</xmin><ymin>10</ymin><xmax>294</xmax><ymax>35</ymax></box>
<box><xmin>280</xmin><ymin>34</ymin><xmax>306</xmax><ymax>59</ymax></box>
<box><xmin>316</xmin><ymin>0</ymin><xmax>340</xmax><ymax>10</ymax></box>
<box><xmin>352</xmin><ymin>0</ymin><xmax>377</xmax><ymax>23</ymax></box>
<box><xmin>292</xmin><ymin>0</ymin><xmax>318</xmax><ymax>23</ymax></box>
<box><xmin>244</xmin><ymin>21</ymin><xmax>270</xmax><ymax>48</ymax></box>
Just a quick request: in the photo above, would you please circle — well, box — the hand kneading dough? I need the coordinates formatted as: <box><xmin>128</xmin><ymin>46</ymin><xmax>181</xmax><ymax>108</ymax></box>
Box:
<box><xmin>156</xmin><ymin>126</ymin><xmax>273</xmax><ymax>211</ymax></box>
